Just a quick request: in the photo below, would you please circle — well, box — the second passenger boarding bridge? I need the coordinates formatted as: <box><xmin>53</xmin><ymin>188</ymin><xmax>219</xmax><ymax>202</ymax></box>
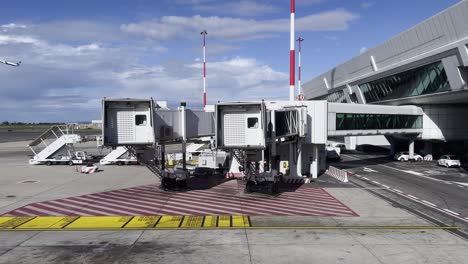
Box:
<box><xmin>327</xmin><ymin>103</ymin><xmax>423</xmax><ymax>137</ymax></box>
<box><xmin>100</xmin><ymin>98</ymin><xmax>423</xmax><ymax>192</ymax></box>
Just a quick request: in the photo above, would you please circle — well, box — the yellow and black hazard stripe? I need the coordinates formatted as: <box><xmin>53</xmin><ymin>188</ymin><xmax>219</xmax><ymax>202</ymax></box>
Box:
<box><xmin>0</xmin><ymin>216</ymin><xmax>457</xmax><ymax>231</ymax></box>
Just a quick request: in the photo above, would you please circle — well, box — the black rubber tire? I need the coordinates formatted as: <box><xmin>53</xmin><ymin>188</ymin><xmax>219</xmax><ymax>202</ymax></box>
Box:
<box><xmin>272</xmin><ymin>183</ymin><xmax>279</xmax><ymax>194</ymax></box>
<box><xmin>117</xmin><ymin>161</ymin><xmax>124</xmax><ymax>166</ymax></box>
<box><xmin>267</xmin><ymin>183</ymin><xmax>275</xmax><ymax>195</ymax></box>
<box><xmin>46</xmin><ymin>161</ymin><xmax>52</xmax><ymax>166</ymax></box>
<box><xmin>245</xmin><ymin>181</ymin><xmax>255</xmax><ymax>193</ymax></box>
<box><xmin>68</xmin><ymin>161</ymin><xmax>74</xmax><ymax>166</ymax></box>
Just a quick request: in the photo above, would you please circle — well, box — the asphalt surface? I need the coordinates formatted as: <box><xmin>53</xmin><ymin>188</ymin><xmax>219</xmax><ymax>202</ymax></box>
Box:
<box><xmin>331</xmin><ymin>152</ymin><xmax>468</xmax><ymax>236</ymax></box>
<box><xmin>2</xmin><ymin>141</ymin><xmax>468</xmax><ymax>263</ymax></box>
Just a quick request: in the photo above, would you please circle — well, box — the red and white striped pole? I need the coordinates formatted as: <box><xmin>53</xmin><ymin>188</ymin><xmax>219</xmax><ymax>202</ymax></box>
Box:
<box><xmin>297</xmin><ymin>37</ymin><xmax>304</xmax><ymax>101</ymax></box>
<box><xmin>289</xmin><ymin>0</ymin><xmax>295</xmax><ymax>101</ymax></box>
<box><xmin>201</xmin><ymin>30</ymin><xmax>208</xmax><ymax>108</ymax></box>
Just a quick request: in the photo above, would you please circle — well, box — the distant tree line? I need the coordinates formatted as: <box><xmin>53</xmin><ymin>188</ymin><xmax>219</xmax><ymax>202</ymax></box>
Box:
<box><xmin>1</xmin><ymin>121</ymin><xmax>66</xmax><ymax>126</ymax></box>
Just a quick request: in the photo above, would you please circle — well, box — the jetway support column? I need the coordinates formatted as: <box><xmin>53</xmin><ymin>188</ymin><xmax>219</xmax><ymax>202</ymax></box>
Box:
<box><xmin>385</xmin><ymin>136</ymin><xmax>396</xmax><ymax>156</ymax></box>
<box><xmin>345</xmin><ymin>136</ymin><xmax>357</xmax><ymax>150</ymax></box>
<box><xmin>310</xmin><ymin>144</ymin><xmax>319</xmax><ymax>179</ymax></box>
<box><xmin>180</xmin><ymin>102</ymin><xmax>187</xmax><ymax>171</ymax></box>
<box><xmin>409</xmin><ymin>139</ymin><xmax>415</xmax><ymax>160</ymax></box>
<box><xmin>271</xmin><ymin>111</ymin><xmax>278</xmax><ymax>175</ymax></box>
<box><xmin>289</xmin><ymin>144</ymin><xmax>296</xmax><ymax>177</ymax></box>
<box><xmin>161</xmin><ymin>144</ymin><xmax>166</xmax><ymax>170</ymax></box>
<box><xmin>296</xmin><ymin>141</ymin><xmax>302</xmax><ymax>176</ymax></box>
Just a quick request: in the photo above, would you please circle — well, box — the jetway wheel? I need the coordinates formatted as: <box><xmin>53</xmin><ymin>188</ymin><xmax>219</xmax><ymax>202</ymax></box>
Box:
<box><xmin>245</xmin><ymin>181</ymin><xmax>255</xmax><ymax>193</ymax></box>
<box><xmin>160</xmin><ymin>177</ymin><xmax>188</xmax><ymax>192</ymax></box>
<box><xmin>245</xmin><ymin>181</ymin><xmax>278</xmax><ymax>195</ymax></box>
<box><xmin>46</xmin><ymin>161</ymin><xmax>52</xmax><ymax>166</ymax></box>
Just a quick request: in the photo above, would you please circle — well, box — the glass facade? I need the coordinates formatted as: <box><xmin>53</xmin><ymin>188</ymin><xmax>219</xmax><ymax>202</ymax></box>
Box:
<box><xmin>359</xmin><ymin>61</ymin><xmax>450</xmax><ymax>103</ymax></box>
<box><xmin>319</xmin><ymin>90</ymin><xmax>347</xmax><ymax>103</ymax></box>
<box><xmin>336</xmin><ymin>113</ymin><xmax>422</xmax><ymax>130</ymax></box>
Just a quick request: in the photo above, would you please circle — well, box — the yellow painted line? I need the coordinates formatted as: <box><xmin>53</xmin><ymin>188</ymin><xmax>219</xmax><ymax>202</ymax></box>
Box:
<box><xmin>65</xmin><ymin>216</ymin><xmax>132</xmax><ymax>229</ymax></box>
<box><xmin>124</xmin><ymin>216</ymin><xmax>161</xmax><ymax>229</ymax></box>
<box><xmin>16</xmin><ymin>216</ymin><xmax>78</xmax><ymax>229</ymax></box>
<box><xmin>0</xmin><ymin>216</ymin><xmax>457</xmax><ymax>231</ymax></box>
<box><xmin>218</xmin><ymin>215</ymin><xmax>231</xmax><ymax>227</ymax></box>
<box><xmin>181</xmin><ymin>216</ymin><xmax>204</xmax><ymax>228</ymax></box>
<box><xmin>203</xmin><ymin>215</ymin><xmax>217</xmax><ymax>228</ymax></box>
<box><xmin>241</xmin><ymin>226</ymin><xmax>459</xmax><ymax>230</ymax></box>
<box><xmin>0</xmin><ymin>216</ymin><xmax>35</xmax><ymax>229</ymax></box>
<box><xmin>232</xmin><ymin>215</ymin><xmax>250</xmax><ymax>228</ymax></box>
<box><xmin>156</xmin><ymin>216</ymin><xmax>184</xmax><ymax>228</ymax></box>
<box><xmin>0</xmin><ymin>217</ymin><xmax>15</xmax><ymax>226</ymax></box>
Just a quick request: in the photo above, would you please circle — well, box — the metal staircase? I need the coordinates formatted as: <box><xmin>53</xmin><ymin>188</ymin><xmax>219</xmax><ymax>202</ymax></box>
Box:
<box><xmin>232</xmin><ymin>149</ymin><xmax>256</xmax><ymax>177</ymax></box>
<box><xmin>28</xmin><ymin>125</ymin><xmax>81</xmax><ymax>164</ymax></box>
<box><xmin>126</xmin><ymin>146</ymin><xmax>165</xmax><ymax>179</ymax></box>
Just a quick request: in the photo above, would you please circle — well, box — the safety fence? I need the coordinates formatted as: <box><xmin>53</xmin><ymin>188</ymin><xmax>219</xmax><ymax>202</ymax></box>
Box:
<box><xmin>326</xmin><ymin>166</ymin><xmax>349</xmax><ymax>183</ymax></box>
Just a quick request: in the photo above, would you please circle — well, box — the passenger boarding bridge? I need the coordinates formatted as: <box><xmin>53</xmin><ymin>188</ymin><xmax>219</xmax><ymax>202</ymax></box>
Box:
<box><xmin>101</xmin><ymin>98</ymin><xmax>423</xmax><ymax>192</ymax></box>
<box><xmin>327</xmin><ymin>103</ymin><xmax>423</xmax><ymax>137</ymax></box>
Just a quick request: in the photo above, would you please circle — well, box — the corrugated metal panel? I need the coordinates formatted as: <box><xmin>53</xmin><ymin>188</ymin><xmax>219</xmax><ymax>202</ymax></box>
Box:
<box><xmin>223</xmin><ymin>113</ymin><xmax>246</xmax><ymax>146</ymax></box>
<box><xmin>186</xmin><ymin>110</ymin><xmax>215</xmax><ymax>138</ymax></box>
<box><xmin>154</xmin><ymin>110</ymin><xmax>214</xmax><ymax>141</ymax></box>
<box><xmin>116</xmin><ymin>110</ymin><xmax>134</xmax><ymax>143</ymax></box>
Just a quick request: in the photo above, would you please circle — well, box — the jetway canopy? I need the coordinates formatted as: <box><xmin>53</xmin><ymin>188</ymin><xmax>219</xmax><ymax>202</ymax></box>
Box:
<box><xmin>102</xmin><ymin>98</ymin><xmax>424</xmax><ymax>147</ymax></box>
<box><xmin>154</xmin><ymin>109</ymin><xmax>214</xmax><ymax>142</ymax></box>
<box><xmin>327</xmin><ymin>103</ymin><xmax>423</xmax><ymax>137</ymax></box>
<box><xmin>102</xmin><ymin>98</ymin><xmax>215</xmax><ymax>146</ymax></box>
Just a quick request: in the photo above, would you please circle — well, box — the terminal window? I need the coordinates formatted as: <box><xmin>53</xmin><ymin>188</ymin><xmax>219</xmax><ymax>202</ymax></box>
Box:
<box><xmin>336</xmin><ymin>113</ymin><xmax>422</xmax><ymax>130</ymax></box>
<box><xmin>359</xmin><ymin>61</ymin><xmax>450</xmax><ymax>103</ymax></box>
<box><xmin>135</xmin><ymin>115</ymin><xmax>147</xmax><ymax>126</ymax></box>
<box><xmin>319</xmin><ymin>90</ymin><xmax>347</xmax><ymax>103</ymax></box>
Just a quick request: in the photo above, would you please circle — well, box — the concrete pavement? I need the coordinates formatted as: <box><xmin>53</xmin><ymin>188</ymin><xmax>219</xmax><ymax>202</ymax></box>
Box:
<box><xmin>1</xmin><ymin>228</ymin><xmax>468</xmax><ymax>263</ymax></box>
<box><xmin>1</xmin><ymin>141</ymin><xmax>468</xmax><ymax>263</ymax></box>
<box><xmin>336</xmin><ymin>152</ymin><xmax>468</xmax><ymax>235</ymax></box>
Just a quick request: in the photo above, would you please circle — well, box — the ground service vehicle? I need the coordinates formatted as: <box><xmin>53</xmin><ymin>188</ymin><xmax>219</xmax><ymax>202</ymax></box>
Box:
<box><xmin>394</xmin><ymin>152</ymin><xmax>423</xmax><ymax>162</ymax></box>
<box><xmin>437</xmin><ymin>155</ymin><xmax>461</xmax><ymax>168</ymax></box>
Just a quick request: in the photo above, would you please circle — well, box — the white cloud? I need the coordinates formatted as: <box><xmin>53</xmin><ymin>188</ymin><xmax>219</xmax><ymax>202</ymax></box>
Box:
<box><xmin>0</xmin><ymin>35</ymin><xmax>41</xmax><ymax>45</ymax></box>
<box><xmin>324</xmin><ymin>35</ymin><xmax>339</xmax><ymax>41</ymax></box>
<box><xmin>297</xmin><ymin>0</ymin><xmax>326</xmax><ymax>5</ymax></box>
<box><xmin>361</xmin><ymin>2</ymin><xmax>375</xmax><ymax>9</ymax></box>
<box><xmin>1</xmin><ymin>23</ymin><xmax>27</xmax><ymax>32</ymax></box>
<box><xmin>113</xmin><ymin>57</ymin><xmax>288</xmax><ymax>103</ymax></box>
<box><xmin>194</xmin><ymin>1</ymin><xmax>280</xmax><ymax>16</ymax></box>
<box><xmin>0</xmin><ymin>27</ymin><xmax>288</xmax><ymax>121</ymax></box>
<box><xmin>121</xmin><ymin>9</ymin><xmax>359</xmax><ymax>41</ymax></box>
<box><xmin>0</xmin><ymin>6</ymin><xmax>359</xmax><ymax>121</ymax></box>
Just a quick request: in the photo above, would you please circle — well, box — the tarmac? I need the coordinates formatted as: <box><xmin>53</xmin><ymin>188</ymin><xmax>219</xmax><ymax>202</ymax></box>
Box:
<box><xmin>1</xmin><ymin>141</ymin><xmax>468</xmax><ymax>263</ymax></box>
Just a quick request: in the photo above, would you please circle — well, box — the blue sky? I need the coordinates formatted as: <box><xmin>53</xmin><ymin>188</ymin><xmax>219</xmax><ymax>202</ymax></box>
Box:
<box><xmin>0</xmin><ymin>0</ymin><xmax>462</xmax><ymax>122</ymax></box>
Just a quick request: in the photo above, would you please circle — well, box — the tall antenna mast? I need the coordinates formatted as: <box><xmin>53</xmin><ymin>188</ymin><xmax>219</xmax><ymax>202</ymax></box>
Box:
<box><xmin>289</xmin><ymin>0</ymin><xmax>295</xmax><ymax>101</ymax></box>
<box><xmin>201</xmin><ymin>30</ymin><xmax>208</xmax><ymax>108</ymax></box>
<box><xmin>297</xmin><ymin>37</ymin><xmax>304</xmax><ymax>101</ymax></box>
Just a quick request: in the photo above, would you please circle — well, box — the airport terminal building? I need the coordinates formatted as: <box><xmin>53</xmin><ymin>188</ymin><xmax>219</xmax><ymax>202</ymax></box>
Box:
<box><xmin>303</xmin><ymin>1</ymin><xmax>468</xmax><ymax>156</ymax></box>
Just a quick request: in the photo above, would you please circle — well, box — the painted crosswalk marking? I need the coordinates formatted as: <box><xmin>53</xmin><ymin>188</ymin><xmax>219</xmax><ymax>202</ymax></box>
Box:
<box><xmin>2</xmin><ymin>182</ymin><xmax>358</xmax><ymax>217</ymax></box>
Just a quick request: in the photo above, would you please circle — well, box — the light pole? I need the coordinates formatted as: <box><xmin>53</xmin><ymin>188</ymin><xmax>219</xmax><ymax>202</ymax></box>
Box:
<box><xmin>200</xmin><ymin>30</ymin><xmax>208</xmax><ymax>108</ymax></box>
<box><xmin>0</xmin><ymin>59</ymin><xmax>21</xmax><ymax>67</ymax></box>
<box><xmin>296</xmin><ymin>37</ymin><xmax>304</xmax><ymax>101</ymax></box>
<box><xmin>289</xmin><ymin>0</ymin><xmax>295</xmax><ymax>102</ymax></box>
